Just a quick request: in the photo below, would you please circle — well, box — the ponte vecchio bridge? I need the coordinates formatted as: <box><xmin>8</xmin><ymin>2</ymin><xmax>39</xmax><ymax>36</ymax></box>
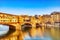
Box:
<box><xmin>0</xmin><ymin>12</ymin><xmax>45</xmax><ymax>40</ymax></box>
<box><xmin>0</xmin><ymin>12</ymin><xmax>60</xmax><ymax>40</ymax></box>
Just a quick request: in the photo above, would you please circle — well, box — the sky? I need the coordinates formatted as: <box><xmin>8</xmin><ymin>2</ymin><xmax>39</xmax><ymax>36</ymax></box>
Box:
<box><xmin>0</xmin><ymin>0</ymin><xmax>60</xmax><ymax>15</ymax></box>
<box><xmin>0</xmin><ymin>0</ymin><xmax>60</xmax><ymax>39</ymax></box>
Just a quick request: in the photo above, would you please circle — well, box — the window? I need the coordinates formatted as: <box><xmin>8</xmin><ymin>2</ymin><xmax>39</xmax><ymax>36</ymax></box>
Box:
<box><xmin>11</xmin><ymin>19</ymin><xmax>15</xmax><ymax>22</ymax></box>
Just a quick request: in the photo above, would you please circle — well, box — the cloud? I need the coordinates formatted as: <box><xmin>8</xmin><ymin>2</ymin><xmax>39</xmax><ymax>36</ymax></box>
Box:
<box><xmin>0</xmin><ymin>7</ymin><xmax>60</xmax><ymax>16</ymax></box>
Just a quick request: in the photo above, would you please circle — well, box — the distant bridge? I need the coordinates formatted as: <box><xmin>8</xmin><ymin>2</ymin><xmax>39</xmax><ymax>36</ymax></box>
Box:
<box><xmin>0</xmin><ymin>13</ymin><xmax>44</xmax><ymax>40</ymax></box>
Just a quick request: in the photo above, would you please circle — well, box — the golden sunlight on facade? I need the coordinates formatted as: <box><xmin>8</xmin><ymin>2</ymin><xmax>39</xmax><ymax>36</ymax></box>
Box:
<box><xmin>0</xmin><ymin>12</ymin><xmax>60</xmax><ymax>40</ymax></box>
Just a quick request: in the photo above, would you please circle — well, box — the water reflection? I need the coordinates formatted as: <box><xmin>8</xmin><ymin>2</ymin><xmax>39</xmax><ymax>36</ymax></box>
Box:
<box><xmin>0</xmin><ymin>25</ymin><xmax>9</xmax><ymax>36</ymax></box>
<box><xmin>23</xmin><ymin>27</ymin><xmax>60</xmax><ymax>40</ymax></box>
<box><xmin>24</xmin><ymin>32</ymin><xmax>52</xmax><ymax>40</ymax></box>
<box><xmin>0</xmin><ymin>24</ymin><xmax>60</xmax><ymax>40</ymax></box>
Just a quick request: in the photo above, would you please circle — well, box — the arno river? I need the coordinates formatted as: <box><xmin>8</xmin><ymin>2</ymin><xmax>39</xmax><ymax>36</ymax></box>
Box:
<box><xmin>0</xmin><ymin>25</ymin><xmax>60</xmax><ymax>40</ymax></box>
<box><xmin>23</xmin><ymin>27</ymin><xmax>60</xmax><ymax>40</ymax></box>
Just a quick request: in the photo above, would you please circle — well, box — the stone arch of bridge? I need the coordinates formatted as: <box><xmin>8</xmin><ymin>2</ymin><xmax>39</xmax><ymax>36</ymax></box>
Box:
<box><xmin>21</xmin><ymin>23</ymin><xmax>32</xmax><ymax>32</ymax></box>
<box><xmin>0</xmin><ymin>24</ymin><xmax>16</xmax><ymax>38</ymax></box>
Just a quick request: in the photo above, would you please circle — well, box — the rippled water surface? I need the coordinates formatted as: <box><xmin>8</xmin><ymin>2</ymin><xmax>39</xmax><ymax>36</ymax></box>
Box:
<box><xmin>24</xmin><ymin>28</ymin><xmax>60</xmax><ymax>40</ymax></box>
<box><xmin>0</xmin><ymin>25</ymin><xmax>60</xmax><ymax>40</ymax></box>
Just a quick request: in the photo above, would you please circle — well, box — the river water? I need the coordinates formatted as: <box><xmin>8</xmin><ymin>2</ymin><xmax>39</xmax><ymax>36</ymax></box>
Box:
<box><xmin>24</xmin><ymin>28</ymin><xmax>60</xmax><ymax>40</ymax></box>
<box><xmin>0</xmin><ymin>25</ymin><xmax>60</xmax><ymax>40</ymax></box>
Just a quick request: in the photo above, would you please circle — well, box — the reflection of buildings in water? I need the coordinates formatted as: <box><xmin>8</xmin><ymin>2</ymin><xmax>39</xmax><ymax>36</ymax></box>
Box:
<box><xmin>21</xmin><ymin>27</ymin><xmax>44</xmax><ymax>38</ymax></box>
<box><xmin>46</xmin><ymin>28</ymin><xmax>60</xmax><ymax>40</ymax></box>
<box><xmin>0</xmin><ymin>25</ymin><xmax>9</xmax><ymax>36</ymax></box>
<box><xmin>24</xmin><ymin>28</ymin><xmax>53</xmax><ymax>40</ymax></box>
<box><xmin>0</xmin><ymin>12</ymin><xmax>60</xmax><ymax>40</ymax></box>
<box><xmin>36</xmin><ymin>28</ymin><xmax>44</xmax><ymax>38</ymax></box>
<box><xmin>29</xmin><ymin>28</ymin><xmax>37</xmax><ymax>37</ymax></box>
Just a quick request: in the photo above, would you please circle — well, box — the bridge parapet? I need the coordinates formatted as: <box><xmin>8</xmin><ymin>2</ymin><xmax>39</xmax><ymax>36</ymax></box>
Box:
<box><xmin>0</xmin><ymin>13</ymin><xmax>18</xmax><ymax>24</ymax></box>
<box><xmin>0</xmin><ymin>13</ymin><xmax>45</xmax><ymax>40</ymax></box>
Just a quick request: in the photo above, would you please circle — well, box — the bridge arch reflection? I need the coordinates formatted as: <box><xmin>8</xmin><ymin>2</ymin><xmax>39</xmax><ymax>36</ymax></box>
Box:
<box><xmin>0</xmin><ymin>24</ymin><xmax>9</xmax><ymax>36</ymax></box>
<box><xmin>0</xmin><ymin>24</ymin><xmax>16</xmax><ymax>38</ymax></box>
<box><xmin>21</xmin><ymin>23</ymin><xmax>32</xmax><ymax>32</ymax></box>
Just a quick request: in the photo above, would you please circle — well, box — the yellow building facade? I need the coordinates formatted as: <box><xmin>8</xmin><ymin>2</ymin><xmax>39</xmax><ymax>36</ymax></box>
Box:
<box><xmin>0</xmin><ymin>12</ymin><xmax>60</xmax><ymax>40</ymax></box>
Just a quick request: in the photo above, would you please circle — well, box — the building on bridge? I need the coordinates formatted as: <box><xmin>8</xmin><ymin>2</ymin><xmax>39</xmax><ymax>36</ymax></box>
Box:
<box><xmin>0</xmin><ymin>12</ymin><xmax>60</xmax><ymax>40</ymax></box>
